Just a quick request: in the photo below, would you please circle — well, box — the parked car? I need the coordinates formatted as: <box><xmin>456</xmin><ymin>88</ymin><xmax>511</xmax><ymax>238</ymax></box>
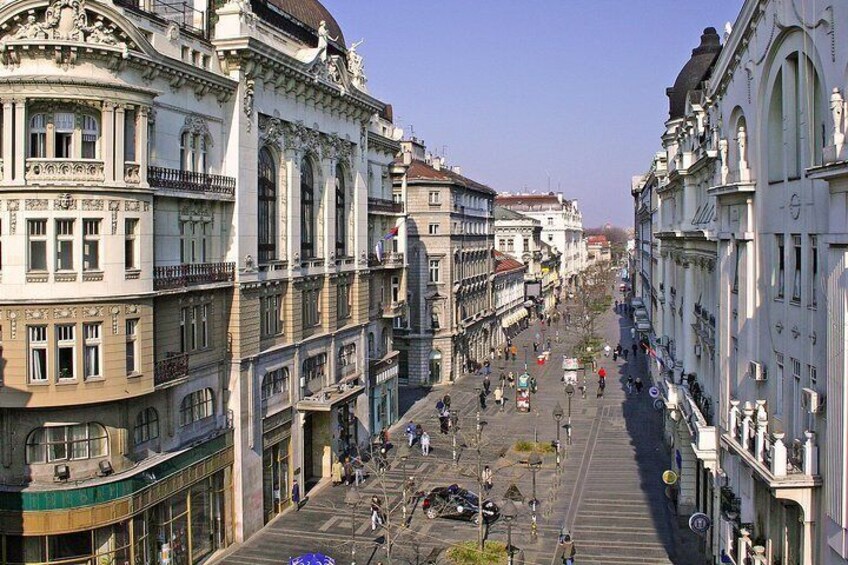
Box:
<box><xmin>422</xmin><ymin>485</ymin><xmax>500</xmax><ymax>525</ymax></box>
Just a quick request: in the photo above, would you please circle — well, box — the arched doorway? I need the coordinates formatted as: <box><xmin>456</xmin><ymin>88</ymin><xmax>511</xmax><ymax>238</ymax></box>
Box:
<box><xmin>429</xmin><ymin>349</ymin><xmax>442</xmax><ymax>383</ymax></box>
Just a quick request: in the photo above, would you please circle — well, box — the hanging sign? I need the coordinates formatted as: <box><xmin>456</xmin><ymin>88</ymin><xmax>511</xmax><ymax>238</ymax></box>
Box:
<box><xmin>688</xmin><ymin>512</ymin><xmax>711</xmax><ymax>536</ymax></box>
<box><xmin>662</xmin><ymin>470</ymin><xmax>678</xmax><ymax>485</ymax></box>
<box><xmin>649</xmin><ymin>386</ymin><xmax>660</xmax><ymax>399</ymax></box>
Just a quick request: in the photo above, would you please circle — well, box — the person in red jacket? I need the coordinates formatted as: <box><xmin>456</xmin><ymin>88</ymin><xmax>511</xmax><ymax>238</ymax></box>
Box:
<box><xmin>598</xmin><ymin>367</ymin><xmax>607</xmax><ymax>380</ymax></box>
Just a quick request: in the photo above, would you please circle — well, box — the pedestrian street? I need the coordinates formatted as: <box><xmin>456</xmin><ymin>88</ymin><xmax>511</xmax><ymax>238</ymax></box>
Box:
<box><xmin>215</xmin><ymin>299</ymin><xmax>702</xmax><ymax>565</ymax></box>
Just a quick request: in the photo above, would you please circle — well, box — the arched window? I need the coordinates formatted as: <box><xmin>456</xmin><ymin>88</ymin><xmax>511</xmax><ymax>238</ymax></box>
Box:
<box><xmin>301</xmin><ymin>157</ymin><xmax>315</xmax><ymax>259</ymax></box>
<box><xmin>429</xmin><ymin>349</ymin><xmax>442</xmax><ymax>383</ymax></box>
<box><xmin>261</xmin><ymin>367</ymin><xmax>289</xmax><ymax>401</ymax></box>
<box><xmin>134</xmin><ymin>408</ymin><xmax>160</xmax><ymax>445</ymax></box>
<box><xmin>180</xmin><ymin>388</ymin><xmax>214</xmax><ymax>426</ymax></box>
<box><xmin>258</xmin><ymin>148</ymin><xmax>277</xmax><ymax>263</ymax></box>
<box><xmin>335</xmin><ymin>164</ymin><xmax>346</xmax><ymax>256</ymax></box>
<box><xmin>180</xmin><ymin>130</ymin><xmax>210</xmax><ymax>173</ymax></box>
<box><xmin>26</xmin><ymin>423</ymin><xmax>108</xmax><ymax>464</ymax></box>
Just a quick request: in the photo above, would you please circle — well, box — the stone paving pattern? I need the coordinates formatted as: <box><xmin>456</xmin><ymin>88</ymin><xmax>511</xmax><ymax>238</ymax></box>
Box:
<box><xmin>215</xmin><ymin>299</ymin><xmax>705</xmax><ymax>565</ymax></box>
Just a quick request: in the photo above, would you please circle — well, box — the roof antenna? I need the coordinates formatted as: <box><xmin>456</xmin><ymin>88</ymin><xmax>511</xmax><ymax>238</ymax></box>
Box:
<box><xmin>442</xmin><ymin>145</ymin><xmax>448</xmax><ymax>160</ymax></box>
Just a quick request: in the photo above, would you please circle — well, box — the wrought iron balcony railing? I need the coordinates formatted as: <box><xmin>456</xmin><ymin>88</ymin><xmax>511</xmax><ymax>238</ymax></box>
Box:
<box><xmin>154</xmin><ymin>353</ymin><xmax>189</xmax><ymax>388</ymax></box>
<box><xmin>368</xmin><ymin>197</ymin><xmax>404</xmax><ymax>214</ymax></box>
<box><xmin>154</xmin><ymin>262</ymin><xmax>235</xmax><ymax>290</ymax></box>
<box><xmin>148</xmin><ymin>166</ymin><xmax>236</xmax><ymax>197</ymax></box>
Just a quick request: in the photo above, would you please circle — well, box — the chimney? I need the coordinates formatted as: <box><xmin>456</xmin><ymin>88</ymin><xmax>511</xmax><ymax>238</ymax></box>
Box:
<box><xmin>450</xmin><ymin>165</ymin><xmax>462</xmax><ymax>175</ymax></box>
<box><xmin>432</xmin><ymin>156</ymin><xmax>442</xmax><ymax>171</ymax></box>
<box><xmin>400</xmin><ymin>137</ymin><xmax>427</xmax><ymax>161</ymax></box>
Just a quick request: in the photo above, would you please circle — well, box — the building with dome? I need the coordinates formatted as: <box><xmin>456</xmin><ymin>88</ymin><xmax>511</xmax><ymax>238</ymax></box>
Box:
<box><xmin>0</xmin><ymin>0</ymin><xmax>404</xmax><ymax>560</ymax></box>
<box><xmin>634</xmin><ymin>5</ymin><xmax>848</xmax><ymax>563</ymax></box>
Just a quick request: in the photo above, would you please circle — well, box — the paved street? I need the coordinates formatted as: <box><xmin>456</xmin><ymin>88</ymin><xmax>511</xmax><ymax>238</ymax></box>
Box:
<box><xmin>215</xmin><ymin>298</ymin><xmax>703</xmax><ymax>565</ymax></box>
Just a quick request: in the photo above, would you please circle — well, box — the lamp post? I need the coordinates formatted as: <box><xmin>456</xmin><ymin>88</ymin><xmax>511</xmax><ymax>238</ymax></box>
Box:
<box><xmin>552</xmin><ymin>403</ymin><xmax>564</xmax><ymax>472</ymax></box>
<box><xmin>450</xmin><ymin>410</ymin><xmax>459</xmax><ymax>466</ymax></box>
<box><xmin>398</xmin><ymin>443</ymin><xmax>411</xmax><ymax>527</ymax></box>
<box><xmin>344</xmin><ymin>489</ymin><xmax>361</xmax><ymax>565</ymax></box>
<box><xmin>527</xmin><ymin>452</ymin><xmax>542</xmax><ymax>538</ymax></box>
<box><xmin>501</xmin><ymin>499</ymin><xmax>517</xmax><ymax>565</ymax></box>
<box><xmin>564</xmin><ymin>383</ymin><xmax>575</xmax><ymax>445</ymax></box>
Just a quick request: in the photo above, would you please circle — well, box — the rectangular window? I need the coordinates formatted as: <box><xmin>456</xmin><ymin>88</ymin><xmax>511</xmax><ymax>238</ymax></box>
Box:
<box><xmin>808</xmin><ymin>364</ymin><xmax>817</xmax><ymax>387</ymax></box>
<box><xmin>391</xmin><ymin>275</ymin><xmax>400</xmax><ymax>303</ymax></box>
<box><xmin>261</xmin><ymin>294</ymin><xmax>283</xmax><ymax>337</ymax></box>
<box><xmin>124</xmin><ymin>108</ymin><xmax>137</xmax><ymax>162</ymax></box>
<box><xmin>56</xmin><ymin>324</ymin><xmax>76</xmax><ymax>380</ymax></box>
<box><xmin>29</xmin><ymin>113</ymin><xmax>47</xmax><ymax>158</ymax></box>
<box><xmin>775</xmin><ymin>353</ymin><xmax>784</xmax><ymax>417</ymax></box>
<box><xmin>792</xmin><ymin>357</ymin><xmax>802</xmax><ymax>438</ymax></box>
<box><xmin>82</xmin><ymin>219</ymin><xmax>100</xmax><ymax>271</ymax></box>
<box><xmin>27</xmin><ymin>219</ymin><xmax>47</xmax><ymax>272</ymax></box>
<box><xmin>428</xmin><ymin>223</ymin><xmax>440</xmax><ymax>235</ymax></box>
<box><xmin>199</xmin><ymin>304</ymin><xmax>209</xmax><ymax>349</ymax></box>
<box><xmin>81</xmin><ymin>114</ymin><xmax>98</xmax><ymax>159</ymax></box>
<box><xmin>428</xmin><ymin>191</ymin><xmax>441</xmax><ymax>205</ymax></box>
<box><xmin>83</xmin><ymin>323</ymin><xmax>101</xmax><ymax>380</ymax></box>
<box><xmin>190</xmin><ymin>306</ymin><xmax>197</xmax><ymax>350</ymax></box>
<box><xmin>776</xmin><ymin>235</ymin><xmax>785</xmax><ymax>299</ymax></box>
<box><xmin>523</xmin><ymin>238</ymin><xmax>529</xmax><ymax>251</ymax></box>
<box><xmin>732</xmin><ymin>241</ymin><xmax>740</xmax><ymax>294</ymax></box>
<box><xmin>507</xmin><ymin>239</ymin><xmax>514</xmax><ymax>252</ymax></box>
<box><xmin>55</xmin><ymin>219</ymin><xmax>74</xmax><ymax>271</ymax></box>
<box><xmin>302</xmin><ymin>288</ymin><xmax>321</xmax><ymax>328</ymax></box>
<box><xmin>428</xmin><ymin>259</ymin><xmax>440</xmax><ymax>283</ymax></box>
<box><xmin>54</xmin><ymin>112</ymin><xmax>74</xmax><ymax>158</ymax></box>
<box><xmin>792</xmin><ymin>235</ymin><xmax>802</xmax><ymax>302</ymax></box>
<box><xmin>498</xmin><ymin>239</ymin><xmax>506</xmax><ymax>251</ymax></box>
<box><xmin>28</xmin><ymin>325</ymin><xmax>48</xmax><ymax>382</ymax></box>
<box><xmin>125</xmin><ymin>319</ymin><xmax>138</xmax><ymax>375</ymax></box>
<box><xmin>809</xmin><ymin>235</ymin><xmax>818</xmax><ymax>307</ymax></box>
<box><xmin>125</xmin><ymin>218</ymin><xmax>138</xmax><ymax>270</ymax></box>
<box><xmin>337</xmin><ymin>283</ymin><xmax>351</xmax><ymax>320</ymax></box>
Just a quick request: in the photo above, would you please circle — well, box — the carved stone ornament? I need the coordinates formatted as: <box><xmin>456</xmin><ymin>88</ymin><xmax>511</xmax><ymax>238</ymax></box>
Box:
<box><xmin>243</xmin><ymin>78</ymin><xmax>255</xmax><ymax>130</ymax></box>
<box><xmin>322</xmin><ymin>133</ymin><xmax>354</xmax><ymax>165</ymax></box>
<box><xmin>81</xmin><ymin>198</ymin><xmax>103</xmax><ymax>211</ymax></box>
<box><xmin>284</xmin><ymin>120</ymin><xmax>321</xmax><ymax>156</ymax></box>
<box><xmin>258</xmin><ymin>114</ymin><xmax>285</xmax><ymax>149</ymax></box>
<box><xmin>6</xmin><ymin>0</ymin><xmax>131</xmax><ymax>50</ymax></box>
<box><xmin>184</xmin><ymin>115</ymin><xmax>212</xmax><ymax>145</ymax></box>
<box><xmin>25</xmin><ymin>198</ymin><xmax>48</xmax><ymax>211</ymax></box>
<box><xmin>789</xmin><ymin>193</ymin><xmax>801</xmax><ymax>220</ymax></box>
<box><xmin>54</xmin><ymin>193</ymin><xmax>75</xmax><ymax>210</ymax></box>
<box><xmin>53</xmin><ymin>307</ymin><xmax>76</xmax><ymax>319</ymax></box>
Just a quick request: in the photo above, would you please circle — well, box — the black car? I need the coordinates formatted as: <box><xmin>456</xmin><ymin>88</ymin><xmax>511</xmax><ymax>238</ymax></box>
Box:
<box><xmin>422</xmin><ymin>485</ymin><xmax>499</xmax><ymax>525</ymax></box>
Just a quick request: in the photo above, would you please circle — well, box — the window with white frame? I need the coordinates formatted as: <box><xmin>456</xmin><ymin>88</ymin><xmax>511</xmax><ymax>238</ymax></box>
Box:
<box><xmin>428</xmin><ymin>223</ymin><xmax>440</xmax><ymax>235</ymax></box>
<box><xmin>83</xmin><ymin>219</ymin><xmax>101</xmax><ymax>271</ymax></box>
<box><xmin>83</xmin><ymin>323</ymin><xmax>101</xmax><ymax>380</ymax></box>
<box><xmin>28</xmin><ymin>325</ymin><xmax>48</xmax><ymax>382</ymax></box>
<box><xmin>125</xmin><ymin>218</ymin><xmax>139</xmax><ymax>270</ymax></box>
<box><xmin>54</xmin><ymin>112</ymin><xmax>74</xmax><ymax>158</ymax></box>
<box><xmin>180</xmin><ymin>305</ymin><xmax>209</xmax><ymax>352</ymax></box>
<box><xmin>180</xmin><ymin>220</ymin><xmax>210</xmax><ymax>264</ymax></box>
<box><xmin>179</xmin><ymin>388</ymin><xmax>214</xmax><ymax>426</ymax></box>
<box><xmin>428</xmin><ymin>259</ymin><xmax>440</xmax><ymax>283</ymax></box>
<box><xmin>260</xmin><ymin>293</ymin><xmax>283</xmax><ymax>338</ymax></box>
<box><xmin>56</xmin><ymin>324</ymin><xmax>76</xmax><ymax>381</ymax></box>
<box><xmin>302</xmin><ymin>285</ymin><xmax>322</xmax><ymax>328</ymax></box>
<box><xmin>791</xmin><ymin>357</ymin><xmax>802</xmax><ymax>437</ymax></box>
<box><xmin>28</xmin><ymin>110</ymin><xmax>100</xmax><ymax>160</ymax></box>
<box><xmin>26</xmin><ymin>423</ymin><xmax>108</xmax><ymax>464</ymax></box>
<box><xmin>55</xmin><ymin>219</ymin><xmax>74</xmax><ymax>271</ymax></box>
<box><xmin>125</xmin><ymin>319</ymin><xmax>138</xmax><ymax>375</ymax></box>
<box><xmin>428</xmin><ymin>191</ymin><xmax>441</xmax><ymax>205</ymax></box>
<box><xmin>775</xmin><ymin>235</ymin><xmax>785</xmax><ymax>299</ymax></box>
<box><xmin>180</xmin><ymin>130</ymin><xmax>209</xmax><ymax>173</ymax></box>
<box><xmin>808</xmin><ymin>364</ymin><xmax>817</xmax><ymax>387</ymax></box>
<box><xmin>124</xmin><ymin>108</ymin><xmax>137</xmax><ymax>162</ymax></box>
<box><xmin>27</xmin><ymin>219</ymin><xmax>47</xmax><ymax>272</ymax></box>
<box><xmin>391</xmin><ymin>275</ymin><xmax>400</xmax><ymax>303</ymax></box>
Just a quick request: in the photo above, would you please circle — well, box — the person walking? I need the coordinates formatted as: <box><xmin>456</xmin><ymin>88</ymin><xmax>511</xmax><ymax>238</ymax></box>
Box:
<box><xmin>631</xmin><ymin>343</ymin><xmax>638</xmax><ymax>357</ymax></box>
<box><xmin>483</xmin><ymin>374</ymin><xmax>491</xmax><ymax>395</ymax></box>
<box><xmin>597</xmin><ymin>377</ymin><xmax>606</xmax><ymax>398</ymax></box>
<box><xmin>603</xmin><ymin>344</ymin><xmax>611</xmax><ymax>357</ymax></box>
<box><xmin>343</xmin><ymin>457</ymin><xmax>353</xmax><ymax>486</ymax></box>
<box><xmin>421</xmin><ymin>430</ymin><xmax>431</xmax><ymax>456</ymax></box>
<box><xmin>292</xmin><ymin>479</ymin><xmax>301</xmax><ymax>511</ymax></box>
<box><xmin>533</xmin><ymin>341</ymin><xmax>539</xmax><ymax>352</ymax></box>
<box><xmin>370</xmin><ymin>496</ymin><xmax>384</xmax><ymax>531</ymax></box>
<box><xmin>627</xmin><ymin>375</ymin><xmax>634</xmax><ymax>395</ymax></box>
<box><xmin>332</xmin><ymin>458</ymin><xmax>343</xmax><ymax>486</ymax></box>
<box><xmin>406</xmin><ymin>421</ymin><xmax>416</xmax><ymax>447</ymax></box>
<box><xmin>630</xmin><ymin>327</ymin><xmax>636</xmax><ymax>341</ymax></box>
<box><xmin>635</xmin><ymin>376</ymin><xmax>644</xmax><ymax>394</ymax></box>
<box><xmin>597</xmin><ymin>367</ymin><xmax>607</xmax><ymax>381</ymax></box>
<box><xmin>478</xmin><ymin>388</ymin><xmax>487</xmax><ymax>409</ymax></box>
<box><xmin>379</xmin><ymin>427</ymin><xmax>389</xmax><ymax>449</ymax></box>
<box><xmin>415</xmin><ymin>423</ymin><xmax>423</xmax><ymax>443</ymax></box>
<box><xmin>443</xmin><ymin>394</ymin><xmax>451</xmax><ymax>411</ymax></box>
<box><xmin>494</xmin><ymin>385</ymin><xmax>504</xmax><ymax>411</ymax></box>
<box><xmin>556</xmin><ymin>533</ymin><xmax>577</xmax><ymax>565</ymax></box>
<box><xmin>508</xmin><ymin>371</ymin><xmax>515</xmax><ymax>389</ymax></box>
<box><xmin>623</xmin><ymin>347</ymin><xmax>629</xmax><ymax>360</ymax></box>
<box><xmin>354</xmin><ymin>456</ymin><xmax>365</xmax><ymax>486</ymax></box>
<box><xmin>482</xmin><ymin>465</ymin><xmax>494</xmax><ymax>493</ymax></box>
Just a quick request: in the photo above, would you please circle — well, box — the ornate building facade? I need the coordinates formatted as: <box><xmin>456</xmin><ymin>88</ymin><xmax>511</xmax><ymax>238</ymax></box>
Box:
<box><xmin>396</xmin><ymin>139</ymin><xmax>496</xmax><ymax>385</ymax></box>
<box><xmin>0</xmin><ymin>0</ymin><xmax>402</xmax><ymax>561</ymax></box>
<box><xmin>635</xmin><ymin>5</ymin><xmax>848</xmax><ymax>563</ymax></box>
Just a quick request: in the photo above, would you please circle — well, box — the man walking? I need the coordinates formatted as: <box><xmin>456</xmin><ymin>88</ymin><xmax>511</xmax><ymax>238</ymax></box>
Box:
<box><xmin>292</xmin><ymin>479</ymin><xmax>301</xmax><ymax>511</ymax></box>
<box><xmin>635</xmin><ymin>376</ymin><xmax>644</xmax><ymax>394</ymax></box>
<box><xmin>421</xmin><ymin>430</ymin><xmax>431</xmax><ymax>456</ymax></box>
<box><xmin>483</xmin><ymin>373</ymin><xmax>491</xmax><ymax>395</ymax></box>
<box><xmin>494</xmin><ymin>385</ymin><xmax>504</xmax><ymax>411</ymax></box>
<box><xmin>479</xmin><ymin>388</ymin><xmax>487</xmax><ymax>409</ymax></box>
<box><xmin>482</xmin><ymin>465</ymin><xmax>493</xmax><ymax>493</ymax></box>
<box><xmin>556</xmin><ymin>533</ymin><xmax>577</xmax><ymax>565</ymax></box>
<box><xmin>597</xmin><ymin>377</ymin><xmax>606</xmax><ymax>398</ymax></box>
<box><xmin>406</xmin><ymin>421</ymin><xmax>416</xmax><ymax>447</ymax></box>
<box><xmin>370</xmin><ymin>496</ymin><xmax>384</xmax><ymax>531</ymax></box>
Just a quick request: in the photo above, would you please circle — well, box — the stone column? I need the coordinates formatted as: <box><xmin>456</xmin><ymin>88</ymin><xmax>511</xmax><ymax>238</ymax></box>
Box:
<box><xmin>114</xmin><ymin>105</ymin><xmax>126</xmax><ymax>185</ymax></box>
<box><xmin>13</xmin><ymin>99</ymin><xmax>25</xmax><ymax>183</ymax></box>
<box><xmin>2</xmin><ymin>100</ymin><xmax>13</xmax><ymax>183</ymax></box>
<box><xmin>102</xmin><ymin>102</ymin><xmax>116</xmax><ymax>183</ymax></box>
<box><xmin>286</xmin><ymin>151</ymin><xmax>302</xmax><ymax>267</ymax></box>
<box><xmin>137</xmin><ymin>107</ymin><xmax>149</xmax><ymax>186</ymax></box>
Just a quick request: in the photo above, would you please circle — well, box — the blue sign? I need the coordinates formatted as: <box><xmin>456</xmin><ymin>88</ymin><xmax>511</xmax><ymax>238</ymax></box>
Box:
<box><xmin>689</xmin><ymin>512</ymin><xmax>711</xmax><ymax>536</ymax></box>
<box><xmin>290</xmin><ymin>554</ymin><xmax>336</xmax><ymax>565</ymax></box>
<box><xmin>675</xmin><ymin>449</ymin><xmax>682</xmax><ymax>470</ymax></box>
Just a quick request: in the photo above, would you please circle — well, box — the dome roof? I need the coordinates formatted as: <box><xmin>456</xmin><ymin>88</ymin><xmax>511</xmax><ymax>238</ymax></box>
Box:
<box><xmin>253</xmin><ymin>0</ymin><xmax>346</xmax><ymax>50</ymax></box>
<box><xmin>666</xmin><ymin>28</ymin><xmax>721</xmax><ymax>120</ymax></box>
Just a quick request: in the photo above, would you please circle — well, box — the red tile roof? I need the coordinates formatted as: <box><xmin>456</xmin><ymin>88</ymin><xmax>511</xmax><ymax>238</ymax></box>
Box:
<box><xmin>496</xmin><ymin>194</ymin><xmax>561</xmax><ymax>205</ymax></box>
<box><xmin>404</xmin><ymin>160</ymin><xmax>497</xmax><ymax>195</ymax></box>
<box><xmin>494</xmin><ymin>251</ymin><xmax>525</xmax><ymax>274</ymax></box>
<box><xmin>587</xmin><ymin>235</ymin><xmax>609</xmax><ymax>245</ymax></box>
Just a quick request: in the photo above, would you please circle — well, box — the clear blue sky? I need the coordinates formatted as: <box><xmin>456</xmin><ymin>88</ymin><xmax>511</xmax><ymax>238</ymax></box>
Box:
<box><xmin>324</xmin><ymin>1</ymin><xmax>742</xmax><ymax>228</ymax></box>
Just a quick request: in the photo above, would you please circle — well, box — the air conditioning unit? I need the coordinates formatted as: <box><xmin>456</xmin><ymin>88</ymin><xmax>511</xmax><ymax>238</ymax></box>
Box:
<box><xmin>749</xmin><ymin>361</ymin><xmax>766</xmax><ymax>381</ymax></box>
<box><xmin>694</xmin><ymin>343</ymin><xmax>702</xmax><ymax>357</ymax></box>
<box><xmin>801</xmin><ymin>388</ymin><xmax>822</xmax><ymax>414</ymax></box>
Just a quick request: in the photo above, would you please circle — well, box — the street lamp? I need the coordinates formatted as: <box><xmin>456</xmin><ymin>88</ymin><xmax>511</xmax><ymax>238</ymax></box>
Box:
<box><xmin>501</xmin><ymin>499</ymin><xmax>517</xmax><ymax>565</ymax></box>
<box><xmin>344</xmin><ymin>489</ymin><xmax>361</xmax><ymax>565</ymax></box>
<box><xmin>564</xmin><ymin>383</ymin><xmax>575</xmax><ymax>445</ymax></box>
<box><xmin>552</xmin><ymin>403</ymin><xmax>564</xmax><ymax>472</ymax></box>
<box><xmin>527</xmin><ymin>452</ymin><xmax>542</xmax><ymax>538</ymax></box>
<box><xmin>450</xmin><ymin>410</ymin><xmax>459</xmax><ymax>466</ymax></box>
<box><xmin>397</xmin><ymin>443</ymin><xmax>411</xmax><ymax>527</ymax></box>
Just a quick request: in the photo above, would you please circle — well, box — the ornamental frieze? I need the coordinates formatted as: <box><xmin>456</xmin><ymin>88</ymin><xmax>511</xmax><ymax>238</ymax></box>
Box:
<box><xmin>81</xmin><ymin>198</ymin><xmax>103</xmax><ymax>211</ymax></box>
<box><xmin>4</xmin><ymin>0</ymin><xmax>134</xmax><ymax>50</ymax></box>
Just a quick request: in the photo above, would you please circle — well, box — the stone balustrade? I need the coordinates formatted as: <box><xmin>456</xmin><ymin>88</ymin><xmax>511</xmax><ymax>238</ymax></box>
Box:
<box><xmin>25</xmin><ymin>159</ymin><xmax>105</xmax><ymax>183</ymax></box>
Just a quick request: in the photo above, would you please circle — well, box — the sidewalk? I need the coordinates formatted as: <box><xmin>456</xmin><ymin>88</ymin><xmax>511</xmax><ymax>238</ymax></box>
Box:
<box><xmin>215</xmin><ymin>296</ymin><xmax>706</xmax><ymax>565</ymax></box>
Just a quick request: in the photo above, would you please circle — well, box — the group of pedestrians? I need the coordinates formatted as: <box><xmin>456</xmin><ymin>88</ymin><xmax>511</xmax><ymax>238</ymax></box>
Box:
<box><xmin>331</xmin><ymin>456</ymin><xmax>366</xmax><ymax>487</ymax></box>
<box><xmin>405</xmin><ymin>420</ymin><xmax>431</xmax><ymax>456</ymax></box>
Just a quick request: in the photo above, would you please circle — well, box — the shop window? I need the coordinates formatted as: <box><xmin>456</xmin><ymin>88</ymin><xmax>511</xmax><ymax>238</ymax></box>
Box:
<box><xmin>25</xmin><ymin>423</ymin><xmax>108</xmax><ymax>463</ymax></box>
<box><xmin>180</xmin><ymin>388</ymin><xmax>214</xmax><ymax>426</ymax></box>
<box><xmin>134</xmin><ymin>407</ymin><xmax>160</xmax><ymax>445</ymax></box>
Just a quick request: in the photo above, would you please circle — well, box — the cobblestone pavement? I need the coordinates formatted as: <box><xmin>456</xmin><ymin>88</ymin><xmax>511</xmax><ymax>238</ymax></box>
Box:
<box><xmin>215</xmin><ymin>296</ymin><xmax>706</xmax><ymax>565</ymax></box>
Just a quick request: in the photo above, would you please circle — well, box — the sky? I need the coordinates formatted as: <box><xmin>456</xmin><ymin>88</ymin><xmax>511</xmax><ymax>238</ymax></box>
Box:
<box><xmin>323</xmin><ymin>0</ymin><xmax>743</xmax><ymax>228</ymax></box>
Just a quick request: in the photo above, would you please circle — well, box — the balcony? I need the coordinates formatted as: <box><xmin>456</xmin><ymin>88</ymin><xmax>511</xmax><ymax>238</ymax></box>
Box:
<box><xmin>723</xmin><ymin>399</ymin><xmax>821</xmax><ymax>489</ymax></box>
<box><xmin>154</xmin><ymin>353</ymin><xmax>189</xmax><ymax>388</ymax></box>
<box><xmin>381</xmin><ymin>301</ymin><xmax>404</xmax><ymax>318</ymax></box>
<box><xmin>368</xmin><ymin>197</ymin><xmax>404</xmax><ymax>214</ymax></box>
<box><xmin>297</xmin><ymin>375</ymin><xmax>364</xmax><ymax>412</ymax></box>
<box><xmin>368</xmin><ymin>252</ymin><xmax>404</xmax><ymax>269</ymax></box>
<box><xmin>25</xmin><ymin>159</ymin><xmax>105</xmax><ymax>184</ymax></box>
<box><xmin>154</xmin><ymin>262</ymin><xmax>235</xmax><ymax>291</ymax></box>
<box><xmin>148</xmin><ymin>166</ymin><xmax>235</xmax><ymax>199</ymax></box>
